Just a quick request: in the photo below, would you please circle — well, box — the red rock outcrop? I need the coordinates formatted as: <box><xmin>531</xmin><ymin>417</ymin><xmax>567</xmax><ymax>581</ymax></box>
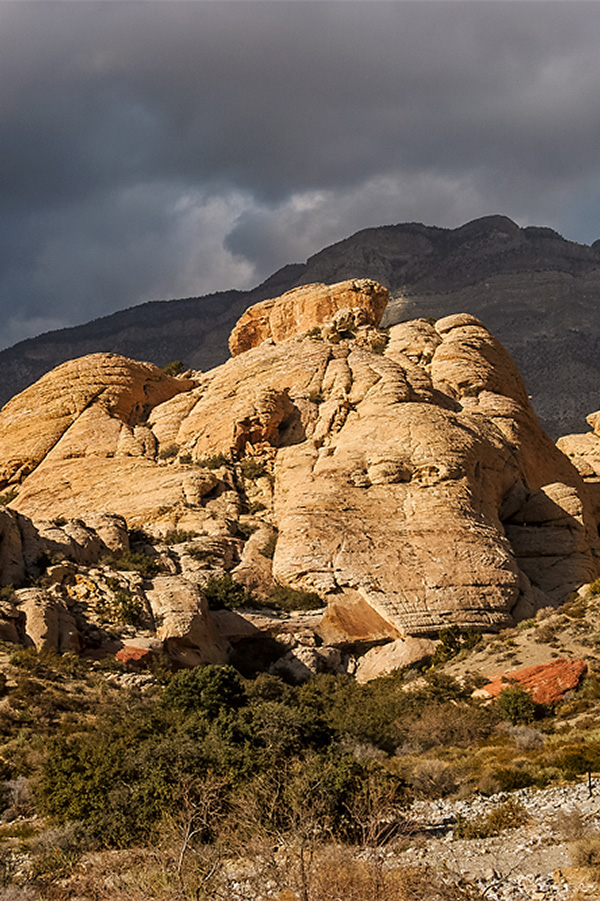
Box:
<box><xmin>474</xmin><ymin>658</ymin><xmax>588</xmax><ymax>705</ymax></box>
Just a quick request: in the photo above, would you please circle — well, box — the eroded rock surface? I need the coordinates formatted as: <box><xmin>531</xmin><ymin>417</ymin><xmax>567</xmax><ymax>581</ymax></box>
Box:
<box><xmin>1</xmin><ymin>279</ymin><xmax>599</xmax><ymax>675</ymax></box>
<box><xmin>473</xmin><ymin>658</ymin><xmax>588</xmax><ymax>705</ymax></box>
<box><xmin>228</xmin><ymin>278</ymin><xmax>388</xmax><ymax>356</ymax></box>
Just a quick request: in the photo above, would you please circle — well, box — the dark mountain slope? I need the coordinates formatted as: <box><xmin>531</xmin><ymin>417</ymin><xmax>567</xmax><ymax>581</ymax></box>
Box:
<box><xmin>1</xmin><ymin>215</ymin><xmax>600</xmax><ymax>437</ymax></box>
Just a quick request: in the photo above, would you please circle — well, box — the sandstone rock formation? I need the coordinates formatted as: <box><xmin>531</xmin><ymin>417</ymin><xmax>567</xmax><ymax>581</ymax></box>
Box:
<box><xmin>473</xmin><ymin>658</ymin><xmax>588</xmax><ymax>705</ymax></box>
<box><xmin>557</xmin><ymin>413</ymin><xmax>600</xmax><ymax>523</ymax></box>
<box><xmin>0</xmin><ymin>353</ymin><xmax>196</xmax><ymax>490</ymax></box>
<box><xmin>1</xmin><ymin>279</ymin><xmax>599</xmax><ymax>676</ymax></box>
<box><xmin>228</xmin><ymin>278</ymin><xmax>388</xmax><ymax>356</ymax></box>
<box><xmin>5</xmin><ymin>215</ymin><xmax>600</xmax><ymax>441</ymax></box>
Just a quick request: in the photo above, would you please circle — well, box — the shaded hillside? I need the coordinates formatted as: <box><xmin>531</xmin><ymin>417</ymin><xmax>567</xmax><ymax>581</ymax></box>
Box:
<box><xmin>2</xmin><ymin>215</ymin><xmax>600</xmax><ymax>436</ymax></box>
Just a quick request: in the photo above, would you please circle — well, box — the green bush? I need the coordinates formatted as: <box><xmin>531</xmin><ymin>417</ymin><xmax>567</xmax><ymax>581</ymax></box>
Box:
<box><xmin>162</xmin><ymin>360</ymin><xmax>184</xmax><ymax>376</ymax></box>
<box><xmin>113</xmin><ymin>551</ymin><xmax>161</xmax><ymax>578</ymax></box>
<box><xmin>163</xmin><ymin>665</ymin><xmax>246</xmax><ymax>716</ymax></box>
<box><xmin>162</xmin><ymin>529</ymin><xmax>198</xmax><ymax>545</ymax></box>
<box><xmin>431</xmin><ymin>625</ymin><xmax>481</xmax><ymax>665</ymax></box>
<box><xmin>112</xmin><ymin>590</ymin><xmax>144</xmax><ymax>627</ymax></box>
<box><xmin>454</xmin><ymin>798</ymin><xmax>529</xmax><ymax>839</ymax></box>
<box><xmin>198</xmin><ymin>453</ymin><xmax>230</xmax><ymax>470</ymax></box>
<box><xmin>186</xmin><ymin>546</ymin><xmax>216</xmax><ymax>564</ymax></box>
<box><xmin>202</xmin><ymin>574</ymin><xmax>254</xmax><ymax>610</ymax></box>
<box><xmin>261</xmin><ymin>585</ymin><xmax>325</xmax><ymax>612</ymax></box>
<box><xmin>495</xmin><ymin>684</ymin><xmax>536</xmax><ymax>725</ymax></box>
<box><xmin>240</xmin><ymin>458</ymin><xmax>269</xmax><ymax>480</ymax></box>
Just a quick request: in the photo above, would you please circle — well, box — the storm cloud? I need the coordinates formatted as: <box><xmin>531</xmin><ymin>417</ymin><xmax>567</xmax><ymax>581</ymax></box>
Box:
<box><xmin>2</xmin><ymin>0</ymin><xmax>600</xmax><ymax>349</ymax></box>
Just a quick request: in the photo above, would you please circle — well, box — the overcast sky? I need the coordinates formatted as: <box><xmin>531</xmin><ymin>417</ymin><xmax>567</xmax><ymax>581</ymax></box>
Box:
<box><xmin>2</xmin><ymin>0</ymin><xmax>600</xmax><ymax>350</ymax></box>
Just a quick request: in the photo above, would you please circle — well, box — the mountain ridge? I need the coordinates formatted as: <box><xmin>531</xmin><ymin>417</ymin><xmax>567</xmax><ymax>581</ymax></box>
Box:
<box><xmin>2</xmin><ymin>214</ymin><xmax>600</xmax><ymax>437</ymax></box>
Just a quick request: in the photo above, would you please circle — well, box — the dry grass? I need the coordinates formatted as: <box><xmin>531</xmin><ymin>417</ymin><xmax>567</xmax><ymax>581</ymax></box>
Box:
<box><xmin>13</xmin><ymin>841</ymin><xmax>487</xmax><ymax>901</ymax></box>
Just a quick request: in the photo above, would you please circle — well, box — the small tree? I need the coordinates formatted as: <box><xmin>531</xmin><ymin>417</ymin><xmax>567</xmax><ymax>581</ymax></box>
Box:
<box><xmin>496</xmin><ymin>684</ymin><xmax>536</xmax><ymax>725</ymax></box>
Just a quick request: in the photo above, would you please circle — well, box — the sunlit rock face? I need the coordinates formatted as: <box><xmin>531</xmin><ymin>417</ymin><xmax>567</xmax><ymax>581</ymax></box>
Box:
<box><xmin>1</xmin><ymin>280</ymin><xmax>599</xmax><ymax>663</ymax></box>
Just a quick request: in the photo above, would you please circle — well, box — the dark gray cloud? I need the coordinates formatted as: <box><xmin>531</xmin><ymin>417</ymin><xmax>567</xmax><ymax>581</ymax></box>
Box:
<box><xmin>2</xmin><ymin>1</ymin><xmax>600</xmax><ymax>349</ymax></box>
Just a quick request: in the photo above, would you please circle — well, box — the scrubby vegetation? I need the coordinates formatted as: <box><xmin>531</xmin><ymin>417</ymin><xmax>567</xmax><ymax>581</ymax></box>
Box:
<box><xmin>2</xmin><ymin>637</ymin><xmax>600</xmax><ymax>898</ymax></box>
<box><xmin>111</xmin><ymin>550</ymin><xmax>161</xmax><ymax>578</ymax></box>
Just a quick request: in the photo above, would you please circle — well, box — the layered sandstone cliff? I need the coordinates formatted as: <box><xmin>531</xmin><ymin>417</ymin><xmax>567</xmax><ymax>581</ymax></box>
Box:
<box><xmin>1</xmin><ymin>279</ymin><xmax>598</xmax><ymax>676</ymax></box>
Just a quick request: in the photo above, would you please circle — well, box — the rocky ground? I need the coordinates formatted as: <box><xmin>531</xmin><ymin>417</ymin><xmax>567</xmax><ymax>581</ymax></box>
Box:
<box><xmin>402</xmin><ymin>780</ymin><xmax>600</xmax><ymax>899</ymax></box>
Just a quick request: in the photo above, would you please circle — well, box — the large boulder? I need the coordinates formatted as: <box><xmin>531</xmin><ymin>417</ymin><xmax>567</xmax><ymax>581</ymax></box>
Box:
<box><xmin>1</xmin><ymin>284</ymin><xmax>599</xmax><ymax>654</ymax></box>
<box><xmin>0</xmin><ymin>353</ymin><xmax>196</xmax><ymax>490</ymax></box>
<box><xmin>16</xmin><ymin>587</ymin><xmax>80</xmax><ymax>653</ymax></box>
<box><xmin>144</xmin><ymin>575</ymin><xmax>228</xmax><ymax>668</ymax></box>
<box><xmin>473</xmin><ymin>658</ymin><xmax>588</xmax><ymax>705</ymax></box>
<box><xmin>228</xmin><ymin>278</ymin><xmax>389</xmax><ymax>356</ymax></box>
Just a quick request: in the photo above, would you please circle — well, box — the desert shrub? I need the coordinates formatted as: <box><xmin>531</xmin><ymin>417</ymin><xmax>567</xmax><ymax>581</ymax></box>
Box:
<box><xmin>477</xmin><ymin>765</ymin><xmax>536</xmax><ymax>794</ymax></box>
<box><xmin>570</xmin><ymin>833</ymin><xmax>600</xmax><ymax>887</ymax></box>
<box><xmin>0</xmin><ymin>585</ymin><xmax>15</xmax><ymax>602</ymax></box>
<box><xmin>495</xmin><ymin>685</ymin><xmax>536</xmax><ymax>724</ymax></box>
<box><xmin>162</xmin><ymin>360</ymin><xmax>184</xmax><ymax>376</ymax></box>
<box><xmin>579</xmin><ymin>674</ymin><xmax>600</xmax><ymax>699</ymax></box>
<box><xmin>261</xmin><ymin>585</ymin><xmax>325</xmax><ymax>612</ymax></box>
<box><xmin>202</xmin><ymin>574</ymin><xmax>254</xmax><ymax>610</ymax></box>
<box><xmin>8</xmin><ymin>647</ymin><xmax>87</xmax><ymax>681</ymax></box>
<box><xmin>112</xmin><ymin>589</ymin><xmax>144</xmax><ymax>627</ymax></box>
<box><xmin>186</xmin><ymin>546</ymin><xmax>216</xmax><ymax>563</ymax></box>
<box><xmin>420</xmin><ymin>671</ymin><xmax>470</xmax><ymax>703</ymax></box>
<box><xmin>554</xmin><ymin>807</ymin><xmax>587</xmax><ymax>840</ymax></box>
<box><xmin>163</xmin><ymin>665</ymin><xmax>246</xmax><ymax>716</ymax></box>
<box><xmin>561</xmin><ymin>596</ymin><xmax>587</xmax><ymax>619</ymax></box>
<box><xmin>403</xmin><ymin>702</ymin><xmax>497</xmax><ymax>750</ymax></box>
<box><xmin>454</xmin><ymin>798</ymin><xmax>529</xmax><ymax>839</ymax></box>
<box><xmin>113</xmin><ymin>550</ymin><xmax>161</xmax><ymax>578</ymax></box>
<box><xmin>534</xmin><ymin>622</ymin><xmax>558</xmax><ymax>642</ymax></box>
<box><xmin>408</xmin><ymin>758</ymin><xmax>459</xmax><ymax>798</ymax></box>
<box><xmin>158</xmin><ymin>443</ymin><xmax>179</xmax><ymax>460</ymax></box>
<box><xmin>197</xmin><ymin>453</ymin><xmax>230</xmax><ymax>469</ymax></box>
<box><xmin>179</xmin><ymin>452</ymin><xmax>193</xmax><ymax>465</ymax></box>
<box><xmin>551</xmin><ymin>744</ymin><xmax>600</xmax><ymax>778</ymax></box>
<box><xmin>247</xmin><ymin>500</ymin><xmax>266</xmax><ymax>514</ymax></box>
<box><xmin>0</xmin><ymin>487</ymin><xmax>18</xmax><ymax>506</ymax></box>
<box><xmin>240</xmin><ymin>458</ymin><xmax>269</xmax><ymax>480</ymax></box>
<box><xmin>161</xmin><ymin>529</ymin><xmax>198</xmax><ymax>544</ymax></box>
<box><xmin>588</xmin><ymin>577</ymin><xmax>600</xmax><ymax>597</ymax></box>
<box><xmin>501</xmin><ymin>723</ymin><xmax>545</xmax><ymax>749</ymax></box>
<box><xmin>431</xmin><ymin>626</ymin><xmax>481</xmax><ymax>665</ymax></box>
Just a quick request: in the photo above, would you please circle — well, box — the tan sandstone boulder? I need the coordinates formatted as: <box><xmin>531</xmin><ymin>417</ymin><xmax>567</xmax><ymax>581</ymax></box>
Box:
<box><xmin>228</xmin><ymin>278</ymin><xmax>388</xmax><ymax>356</ymax></box>
<box><xmin>144</xmin><ymin>575</ymin><xmax>228</xmax><ymax>668</ymax></box>
<box><xmin>1</xmin><ymin>282</ymin><xmax>599</xmax><ymax>660</ymax></box>
<box><xmin>16</xmin><ymin>587</ymin><xmax>80</xmax><ymax>653</ymax></box>
<box><xmin>354</xmin><ymin>638</ymin><xmax>440</xmax><ymax>683</ymax></box>
<box><xmin>0</xmin><ymin>353</ymin><xmax>196</xmax><ymax>491</ymax></box>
